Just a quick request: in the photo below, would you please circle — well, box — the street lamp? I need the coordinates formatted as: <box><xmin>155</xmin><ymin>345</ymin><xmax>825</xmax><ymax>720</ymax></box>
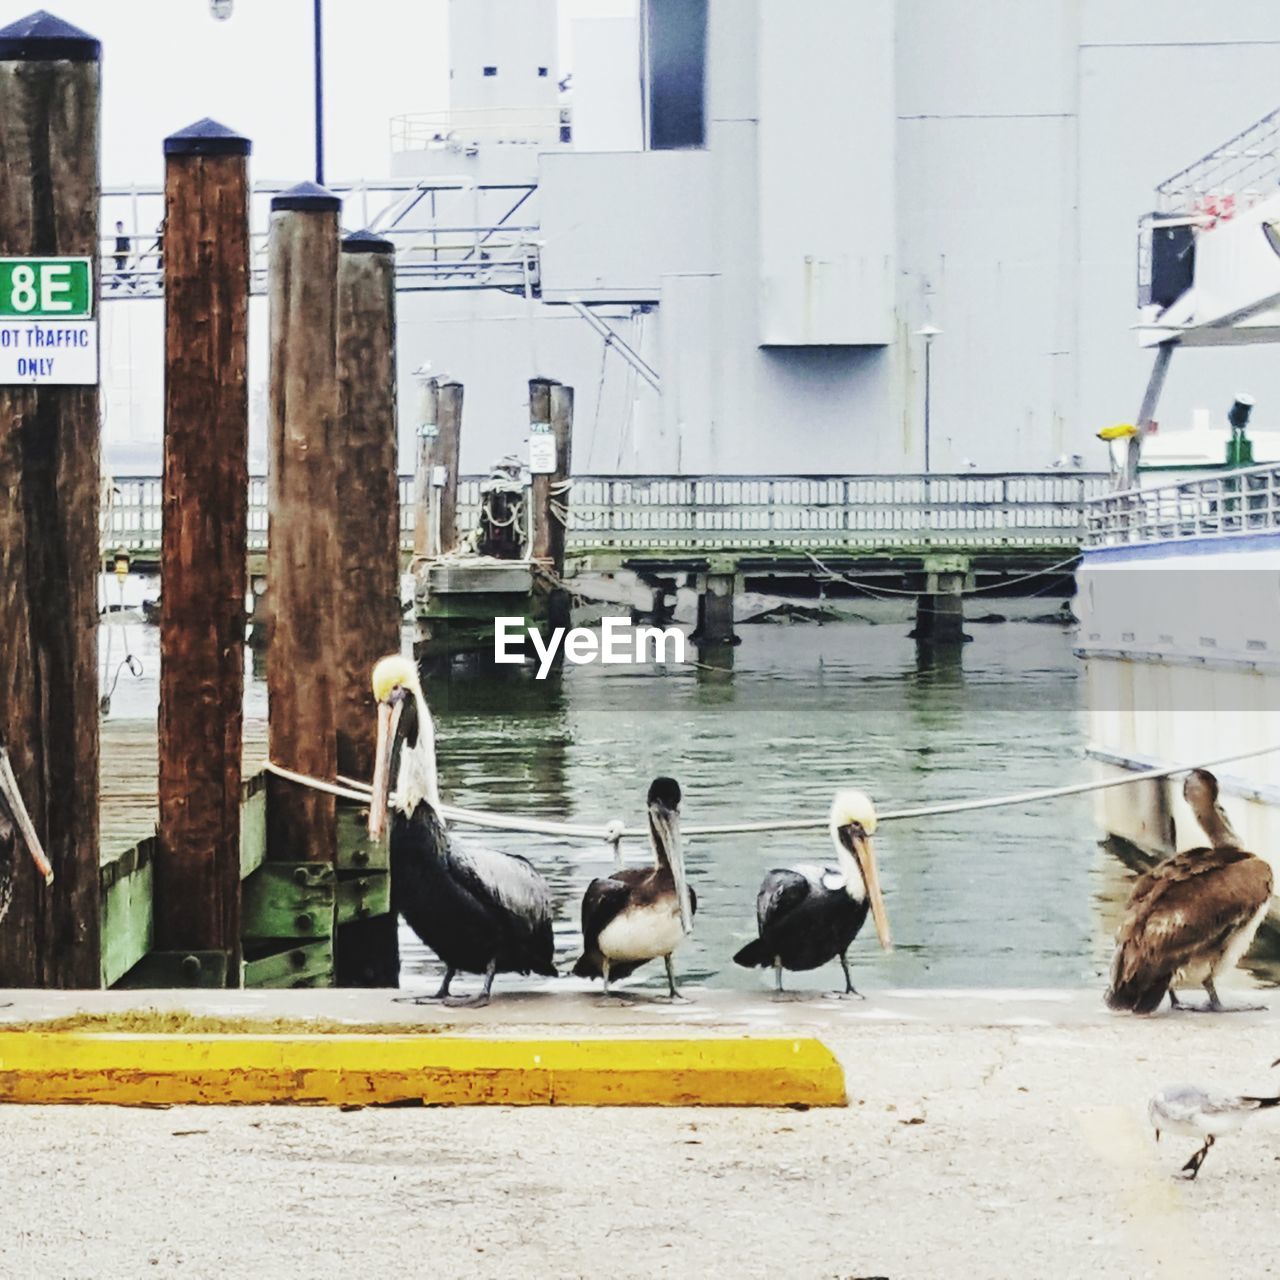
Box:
<box><xmin>209</xmin><ymin>0</ymin><xmax>325</xmax><ymax>185</ymax></box>
<box><xmin>915</xmin><ymin>324</ymin><xmax>942</xmax><ymax>473</ymax></box>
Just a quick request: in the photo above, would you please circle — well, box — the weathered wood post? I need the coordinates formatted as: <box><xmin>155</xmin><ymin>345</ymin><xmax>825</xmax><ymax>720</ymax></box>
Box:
<box><xmin>436</xmin><ymin>381</ymin><xmax>464</xmax><ymax>554</ymax></box>
<box><xmin>156</xmin><ymin>119</ymin><xmax>251</xmax><ymax>983</ymax></box>
<box><xmin>334</xmin><ymin>229</ymin><xmax>400</xmax><ymax>985</ymax></box>
<box><xmin>530</xmin><ymin>378</ymin><xmax>573</xmax><ymax>626</ymax></box>
<box><xmin>266</xmin><ymin>182</ymin><xmax>341</xmax><ymax>867</ymax></box>
<box><xmin>413</xmin><ymin>375</ymin><xmax>439</xmax><ymax>557</ymax></box>
<box><xmin>0</xmin><ymin>13</ymin><xmax>101</xmax><ymax>987</ymax></box>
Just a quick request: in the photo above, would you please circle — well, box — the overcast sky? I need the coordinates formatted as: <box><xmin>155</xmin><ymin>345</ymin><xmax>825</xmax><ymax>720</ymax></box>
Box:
<box><xmin>5</xmin><ymin>0</ymin><xmax>625</xmax><ymax>187</ymax></box>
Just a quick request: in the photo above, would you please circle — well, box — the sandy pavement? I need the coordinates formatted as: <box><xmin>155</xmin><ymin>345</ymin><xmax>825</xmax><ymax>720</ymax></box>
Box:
<box><xmin>1</xmin><ymin>990</ymin><xmax>1279</xmax><ymax>1278</ymax></box>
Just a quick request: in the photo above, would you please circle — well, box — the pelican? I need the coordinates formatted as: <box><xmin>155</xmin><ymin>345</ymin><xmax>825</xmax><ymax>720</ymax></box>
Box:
<box><xmin>1149</xmin><ymin>1083</ymin><xmax>1280</xmax><ymax>1179</ymax></box>
<box><xmin>733</xmin><ymin>790</ymin><xmax>890</xmax><ymax>999</ymax></box>
<box><xmin>572</xmin><ymin>777</ymin><xmax>695</xmax><ymax>1000</ymax></box>
<box><xmin>1106</xmin><ymin>769</ymin><xmax>1273</xmax><ymax>1014</ymax></box>
<box><xmin>367</xmin><ymin>654</ymin><xmax>557</xmax><ymax>1007</ymax></box>
<box><xmin>0</xmin><ymin>747</ymin><xmax>54</xmax><ymax>920</ymax></box>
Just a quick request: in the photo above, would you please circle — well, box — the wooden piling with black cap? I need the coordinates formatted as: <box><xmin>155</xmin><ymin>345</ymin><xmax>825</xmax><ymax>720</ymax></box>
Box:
<box><xmin>266</xmin><ymin>181</ymin><xmax>342</xmax><ymax>868</ymax></box>
<box><xmin>334</xmin><ymin>229</ymin><xmax>400</xmax><ymax>985</ymax></box>
<box><xmin>0</xmin><ymin>12</ymin><xmax>102</xmax><ymax>986</ymax></box>
<box><xmin>156</xmin><ymin>118</ymin><xmax>251</xmax><ymax>980</ymax></box>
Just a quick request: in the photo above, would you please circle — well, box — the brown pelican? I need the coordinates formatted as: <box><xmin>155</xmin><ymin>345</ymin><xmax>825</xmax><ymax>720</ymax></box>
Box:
<box><xmin>733</xmin><ymin>790</ymin><xmax>890</xmax><ymax>999</ymax></box>
<box><xmin>367</xmin><ymin>655</ymin><xmax>557</xmax><ymax>1007</ymax></box>
<box><xmin>1106</xmin><ymin>769</ymin><xmax>1273</xmax><ymax>1014</ymax></box>
<box><xmin>0</xmin><ymin>747</ymin><xmax>54</xmax><ymax>919</ymax></box>
<box><xmin>1149</xmin><ymin>1083</ymin><xmax>1280</xmax><ymax>1179</ymax></box>
<box><xmin>572</xmin><ymin>777</ymin><xmax>695</xmax><ymax>999</ymax></box>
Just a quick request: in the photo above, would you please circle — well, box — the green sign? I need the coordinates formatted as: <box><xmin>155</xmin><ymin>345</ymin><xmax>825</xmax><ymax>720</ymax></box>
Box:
<box><xmin>0</xmin><ymin>257</ymin><xmax>92</xmax><ymax>319</ymax></box>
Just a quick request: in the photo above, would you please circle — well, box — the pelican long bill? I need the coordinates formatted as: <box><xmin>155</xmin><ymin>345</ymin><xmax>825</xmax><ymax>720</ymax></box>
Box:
<box><xmin>368</xmin><ymin>694</ymin><xmax>403</xmax><ymax>842</ymax></box>
<box><xmin>851</xmin><ymin>830</ymin><xmax>891</xmax><ymax>951</ymax></box>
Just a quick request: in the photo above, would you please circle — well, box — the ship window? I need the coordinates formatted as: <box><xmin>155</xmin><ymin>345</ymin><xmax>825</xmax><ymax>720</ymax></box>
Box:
<box><xmin>644</xmin><ymin>0</ymin><xmax>707</xmax><ymax>150</ymax></box>
<box><xmin>538</xmin><ymin>66</ymin><xmax>549</xmax><ymax>77</ymax></box>
<box><xmin>483</xmin><ymin>66</ymin><xmax>497</xmax><ymax>77</ymax></box>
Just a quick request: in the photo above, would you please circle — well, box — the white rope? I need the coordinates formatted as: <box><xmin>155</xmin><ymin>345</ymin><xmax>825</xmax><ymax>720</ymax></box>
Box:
<box><xmin>803</xmin><ymin>550</ymin><xmax>1082</xmax><ymax>599</ymax></box>
<box><xmin>266</xmin><ymin>741</ymin><xmax>1280</xmax><ymax>843</ymax></box>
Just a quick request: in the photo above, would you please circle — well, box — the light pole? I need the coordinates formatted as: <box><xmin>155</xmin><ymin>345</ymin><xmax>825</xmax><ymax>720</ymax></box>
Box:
<box><xmin>915</xmin><ymin>324</ymin><xmax>941</xmax><ymax>473</ymax></box>
<box><xmin>210</xmin><ymin>0</ymin><xmax>325</xmax><ymax>185</ymax></box>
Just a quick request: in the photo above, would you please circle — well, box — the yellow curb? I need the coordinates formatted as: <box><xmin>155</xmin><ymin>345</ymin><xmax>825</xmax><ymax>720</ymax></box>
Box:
<box><xmin>0</xmin><ymin>1034</ymin><xmax>847</xmax><ymax>1107</ymax></box>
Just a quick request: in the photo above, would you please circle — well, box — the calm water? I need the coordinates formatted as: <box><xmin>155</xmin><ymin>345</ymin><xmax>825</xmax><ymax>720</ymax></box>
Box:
<box><xmin>104</xmin><ymin>606</ymin><xmax>1171</xmax><ymax>994</ymax></box>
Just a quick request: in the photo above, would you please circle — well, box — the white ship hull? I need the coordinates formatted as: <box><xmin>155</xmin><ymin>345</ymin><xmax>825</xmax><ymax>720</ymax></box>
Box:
<box><xmin>1077</xmin><ymin>469</ymin><xmax>1280</xmax><ymax>916</ymax></box>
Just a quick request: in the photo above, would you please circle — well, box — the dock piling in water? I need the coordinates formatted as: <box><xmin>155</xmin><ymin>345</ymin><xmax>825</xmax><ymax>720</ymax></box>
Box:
<box><xmin>266</xmin><ymin>182</ymin><xmax>342</xmax><ymax>867</ymax></box>
<box><xmin>334</xmin><ymin>229</ymin><xmax>400</xmax><ymax>985</ymax></box>
<box><xmin>156</xmin><ymin>118</ymin><xmax>252</xmax><ymax>977</ymax></box>
<box><xmin>0</xmin><ymin>12</ymin><xmax>102</xmax><ymax>987</ymax></box>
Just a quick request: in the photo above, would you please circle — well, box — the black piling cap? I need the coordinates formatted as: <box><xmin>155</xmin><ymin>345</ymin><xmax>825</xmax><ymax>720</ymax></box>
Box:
<box><xmin>0</xmin><ymin>10</ymin><xmax>100</xmax><ymax>61</ymax></box>
<box><xmin>164</xmin><ymin>118</ymin><xmax>251</xmax><ymax>158</ymax></box>
<box><xmin>270</xmin><ymin>181</ymin><xmax>341</xmax><ymax>213</ymax></box>
<box><xmin>341</xmin><ymin>229</ymin><xmax>395</xmax><ymax>255</ymax></box>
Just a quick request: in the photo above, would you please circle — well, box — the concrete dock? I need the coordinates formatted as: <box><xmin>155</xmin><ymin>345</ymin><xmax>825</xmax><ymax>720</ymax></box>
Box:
<box><xmin>0</xmin><ymin>988</ymin><xmax>1278</xmax><ymax>1278</ymax></box>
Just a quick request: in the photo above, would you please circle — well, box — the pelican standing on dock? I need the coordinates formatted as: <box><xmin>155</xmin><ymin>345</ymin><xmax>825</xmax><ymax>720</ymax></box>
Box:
<box><xmin>733</xmin><ymin>790</ymin><xmax>891</xmax><ymax>999</ymax></box>
<box><xmin>0</xmin><ymin>747</ymin><xmax>55</xmax><ymax>920</ymax></box>
<box><xmin>572</xmin><ymin>777</ymin><xmax>696</xmax><ymax>999</ymax></box>
<box><xmin>367</xmin><ymin>655</ymin><xmax>557</xmax><ymax>1007</ymax></box>
<box><xmin>1106</xmin><ymin>769</ymin><xmax>1273</xmax><ymax>1014</ymax></box>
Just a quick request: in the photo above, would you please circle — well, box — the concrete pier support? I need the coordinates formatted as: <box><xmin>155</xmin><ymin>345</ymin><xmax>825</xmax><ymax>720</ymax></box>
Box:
<box><xmin>912</xmin><ymin>556</ymin><xmax>972</xmax><ymax>645</ymax></box>
<box><xmin>695</xmin><ymin>571</ymin><xmax>738</xmax><ymax>646</ymax></box>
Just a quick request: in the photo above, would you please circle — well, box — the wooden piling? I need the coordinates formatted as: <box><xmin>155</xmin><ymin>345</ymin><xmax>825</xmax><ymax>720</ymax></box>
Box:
<box><xmin>156</xmin><ymin>120</ymin><xmax>251</xmax><ymax>974</ymax></box>
<box><xmin>266</xmin><ymin>182</ymin><xmax>341</xmax><ymax>866</ymax></box>
<box><xmin>530</xmin><ymin>380</ymin><xmax>574</xmax><ymax>572</ymax></box>
<box><xmin>0</xmin><ymin>14</ymin><xmax>102</xmax><ymax>987</ymax></box>
<box><xmin>530</xmin><ymin>379</ymin><xmax>573</xmax><ymax>629</ymax></box>
<box><xmin>412</xmin><ymin>376</ymin><xmax>439</xmax><ymax>557</ymax></box>
<box><xmin>334</xmin><ymin>230</ymin><xmax>400</xmax><ymax>985</ymax></box>
<box><xmin>436</xmin><ymin>381</ymin><xmax>464</xmax><ymax>554</ymax></box>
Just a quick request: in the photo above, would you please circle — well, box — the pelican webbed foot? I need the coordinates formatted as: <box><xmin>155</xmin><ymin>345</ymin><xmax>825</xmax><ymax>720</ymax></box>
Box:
<box><xmin>1186</xmin><ymin>980</ymin><xmax>1267</xmax><ymax>1013</ymax></box>
<box><xmin>441</xmin><ymin>961</ymin><xmax>496</xmax><ymax>1009</ymax></box>
<box><xmin>770</xmin><ymin>990</ymin><xmax>809</xmax><ymax>1003</ymax></box>
<box><xmin>443</xmin><ymin>992</ymin><xmax>491</xmax><ymax>1009</ymax></box>
<box><xmin>823</xmin><ymin>954</ymin><xmax>866</xmax><ymax>1000</ymax></box>
<box><xmin>394</xmin><ymin>966</ymin><xmax>457</xmax><ymax>1005</ymax></box>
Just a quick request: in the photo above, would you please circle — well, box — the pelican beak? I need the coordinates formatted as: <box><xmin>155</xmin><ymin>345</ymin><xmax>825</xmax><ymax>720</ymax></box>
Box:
<box><xmin>0</xmin><ymin>749</ymin><xmax>53</xmax><ymax>885</ymax></box>
<box><xmin>368</xmin><ymin>692</ymin><xmax>404</xmax><ymax>841</ymax></box>
<box><xmin>651</xmin><ymin>800</ymin><xmax>693</xmax><ymax>934</ymax></box>
<box><xmin>849</xmin><ymin>826</ymin><xmax>891</xmax><ymax>951</ymax></box>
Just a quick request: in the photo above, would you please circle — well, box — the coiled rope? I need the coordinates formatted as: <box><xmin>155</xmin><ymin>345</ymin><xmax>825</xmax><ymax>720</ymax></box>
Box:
<box><xmin>264</xmin><ymin>740</ymin><xmax>1280</xmax><ymax>845</ymax></box>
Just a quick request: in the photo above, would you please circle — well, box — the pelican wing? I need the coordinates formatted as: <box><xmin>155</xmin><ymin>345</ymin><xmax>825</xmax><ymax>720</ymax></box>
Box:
<box><xmin>580</xmin><ymin>869</ymin><xmax>649</xmax><ymax>949</ymax></box>
<box><xmin>1109</xmin><ymin>847</ymin><xmax>1273</xmax><ymax>1006</ymax></box>
<box><xmin>447</xmin><ymin>838</ymin><xmax>553</xmax><ymax>926</ymax></box>
<box><xmin>756</xmin><ymin>868</ymin><xmax>815</xmax><ymax>933</ymax></box>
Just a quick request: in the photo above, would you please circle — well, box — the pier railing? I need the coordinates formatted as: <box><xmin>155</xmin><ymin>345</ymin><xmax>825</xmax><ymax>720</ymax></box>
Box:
<box><xmin>102</xmin><ymin>471</ymin><xmax>1109</xmax><ymax>562</ymax></box>
<box><xmin>1084</xmin><ymin>463</ymin><xmax>1280</xmax><ymax>547</ymax></box>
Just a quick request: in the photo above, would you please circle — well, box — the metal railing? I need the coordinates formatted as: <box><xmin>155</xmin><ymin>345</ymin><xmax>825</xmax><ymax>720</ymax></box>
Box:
<box><xmin>390</xmin><ymin>106</ymin><xmax>571</xmax><ymax>152</ymax></box>
<box><xmin>1156</xmin><ymin>103</ymin><xmax>1280</xmax><ymax>216</ymax></box>
<box><xmin>1084</xmin><ymin>463</ymin><xmax>1280</xmax><ymax>547</ymax></box>
<box><xmin>99</xmin><ymin>178</ymin><xmax>542</xmax><ymax>297</ymax></box>
<box><xmin>102</xmin><ymin>472</ymin><xmax>1108</xmax><ymax>561</ymax></box>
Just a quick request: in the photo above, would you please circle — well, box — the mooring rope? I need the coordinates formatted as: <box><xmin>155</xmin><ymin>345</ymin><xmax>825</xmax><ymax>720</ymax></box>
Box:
<box><xmin>264</xmin><ymin>741</ymin><xmax>1280</xmax><ymax>844</ymax></box>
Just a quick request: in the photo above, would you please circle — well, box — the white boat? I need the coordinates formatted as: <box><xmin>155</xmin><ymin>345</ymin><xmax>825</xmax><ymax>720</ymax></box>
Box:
<box><xmin>1079</xmin><ymin>105</ymin><xmax>1280</xmax><ymax>898</ymax></box>
<box><xmin>1077</xmin><ymin>464</ymin><xmax>1280</xmax><ymax>884</ymax></box>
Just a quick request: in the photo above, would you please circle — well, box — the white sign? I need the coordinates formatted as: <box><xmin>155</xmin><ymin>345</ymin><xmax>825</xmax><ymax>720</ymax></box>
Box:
<box><xmin>0</xmin><ymin>320</ymin><xmax>98</xmax><ymax>385</ymax></box>
<box><xmin>529</xmin><ymin>433</ymin><xmax>556</xmax><ymax>474</ymax></box>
